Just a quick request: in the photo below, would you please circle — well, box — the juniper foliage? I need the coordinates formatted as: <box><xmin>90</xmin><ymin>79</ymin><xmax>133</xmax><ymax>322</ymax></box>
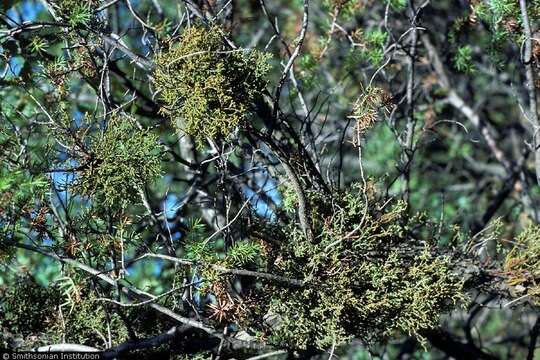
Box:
<box><xmin>72</xmin><ymin>115</ymin><xmax>162</xmax><ymax>208</ymax></box>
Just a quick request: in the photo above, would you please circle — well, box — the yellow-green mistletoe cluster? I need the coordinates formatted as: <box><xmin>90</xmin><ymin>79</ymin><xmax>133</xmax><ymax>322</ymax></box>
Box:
<box><xmin>0</xmin><ymin>275</ymin><xmax>169</xmax><ymax>350</ymax></box>
<box><xmin>153</xmin><ymin>26</ymin><xmax>270</xmax><ymax>146</ymax></box>
<box><xmin>504</xmin><ymin>225</ymin><xmax>540</xmax><ymax>305</ymax></box>
<box><xmin>258</xmin><ymin>184</ymin><xmax>464</xmax><ymax>349</ymax></box>
<box><xmin>72</xmin><ymin>115</ymin><xmax>162</xmax><ymax>208</ymax></box>
<box><xmin>0</xmin><ymin>275</ymin><xmax>60</xmax><ymax>341</ymax></box>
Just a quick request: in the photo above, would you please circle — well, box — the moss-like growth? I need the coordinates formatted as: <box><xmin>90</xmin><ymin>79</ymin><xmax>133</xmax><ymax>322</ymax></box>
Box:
<box><xmin>52</xmin><ymin>293</ymin><xmax>129</xmax><ymax>346</ymax></box>
<box><xmin>185</xmin><ymin>183</ymin><xmax>464</xmax><ymax>349</ymax></box>
<box><xmin>0</xmin><ymin>275</ymin><xmax>176</xmax><ymax>349</ymax></box>
<box><xmin>169</xmin><ymin>184</ymin><xmax>464</xmax><ymax>350</ymax></box>
<box><xmin>72</xmin><ymin>115</ymin><xmax>162</xmax><ymax>207</ymax></box>
<box><xmin>0</xmin><ymin>275</ymin><xmax>60</xmax><ymax>338</ymax></box>
<box><xmin>153</xmin><ymin>26</ymin><xmax>270</xmax><ymax>146</ymax></box>
<box><xmin>258</xmin><ymin>184</ymin><xmax>464</xmax><ymax>349</ymax></box>
<box><xmin>504</xmin><ymin>225</ymin><xmax>540</xmax><ymax>305</ymax></box>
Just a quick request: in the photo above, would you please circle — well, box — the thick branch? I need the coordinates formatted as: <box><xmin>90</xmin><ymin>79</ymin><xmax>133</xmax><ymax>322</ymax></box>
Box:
<box><xmin>134</xmin><ymin>253</ymin><xmax>304</xmax><ymax>287</ymax></box>
<box><xmin>519</xmin><ymin>0</ymin><xmax>540</xmax><ymax>187</ymax></box>
<box><xmin>36</xmin><ymin>344</ymin><xmax>100</xmax><ymax>352</ymax></box>
<box><xmin>422</xmin><ymin>328</ymin><xmax>498</xmax><ymax>360</ymax></box>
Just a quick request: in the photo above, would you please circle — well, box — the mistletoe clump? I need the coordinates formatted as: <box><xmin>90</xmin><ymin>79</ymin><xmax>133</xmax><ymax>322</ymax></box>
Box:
<box><xmin>153</xmin><ymin>26</ymin><xmax>270</xmax><ymax>146</ymax></box>
<box><xmin>504</xmin><ymin>225</ymin><xmax>540</xmax><ymax>305</ymax></box>
<box><xmin>73</xmin><ymin>115</ymin><xmax>162</xmax><ymax>207</ymax></box>
<box><xmin>0</xmin><ymin>275</ymin><xmax>60</xmax><ymax>349</ymax></box>
<box><xmin>0</xmin><ymin>275</ymin><xmax>174</xmax><ymax>349</ymax></box>
<box><xmin>49</xmin><ymin>292</ymin><xmax>130</xmax><ymax>346</ymax></box>
<box><xmin>258</xmin><ymin>184</ymin><xmax>464</xmax><ymax>349</ymax></box>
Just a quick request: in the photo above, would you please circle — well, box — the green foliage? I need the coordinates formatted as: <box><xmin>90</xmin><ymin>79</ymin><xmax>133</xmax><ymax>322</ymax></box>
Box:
<box><xmin>40</xmin><ymin>57</ymin><xmax>70</xmax><ymax>96</ymax></box>
<box><xmin>472</xmin><ymin>0</ymin><xmax>518</xmax><ymax>24</ymax></box>
<box><xmin>29</xmin><ymin>36</ymin><xmax>48</xmax><ymax>54</ymax></box>
<box><xmin>362</xmin><ymin>123</ymin><xmax>400</xmax><ymax>178</ymax></box>
<box><xmin>323</xmin><ymin>0</ymin><xmax>404</xmax><ymax>19</ymax></box>
<box><xmin>184</xmin><ymin>219</ymin><xmax>215</xmax><ymax>261</ymax></box>
<box><xmin>298</xmin><ymin>54</ymin><xmax>318</xmax><ymax>90</ymax></box>
<box><xmin>153</xmin><ymin>26</ymin><xmax>270</xmax><ymax>146</ymax></box>
<box><xmin>0</xmin><ymin>275</ymin><xmax>182</xmax><ymax>349</ymax></box>
<box><xmin>343</xmin><ymin>48</ymin><xmax>364</xmax><ymax>73</ymax></box>
<box><xmin>471</xmin><ymin>0</ymin><xmax>521</xmax><ymax>45</ymax></box>
<box><xmin>454</xmin><ymin>45</ymin><xmax>475</xmax><ymax>73</ymax></box>
<box><xmin>51</xmin><ymin>276</ymin><xmax>178</xmax><ymax>347</ymax></box>
<box><xmin>0</xmin><ymin>163</ymin><xmax>49</xmax><ymax>244</ymax></box>
<box><xmin>0</xmin><ymin>275</ymin><xmax>60</xmax><ymax>342</ymax></box>
<box><xmin>364</xmin><ymin>29</ymin><xmax>388</xmax><ymax>48</ymax></box>
<box><xmin>54</xmin><ymin>0</ymin><xmax>95</xmax><ymax>27</ymax></box>
<box><xmin>504</xmin><ymin>225</ymin><xmax>540</xmax><ymax>305</ymax></box>
<box><xmin>488</xmin><ymin>0</ymin><xmax>519</xmax><ymax>20</ymax></box>
<box><xmin>54</xmin><ymin>293</ymin><xmax>129</xmax><ymax>346</ymax></box>
<box><xmin>1</xmin><ymin>0</ymin><xmax>537</xmax><ymax>356</ymax></box>
<box><xmin>72</xmin><ymin>114</ymin><xmax>162</xmax><ymax>208</ymax></box>
<box><xmin>389</xmin><ymin>0</ymin><xmax>407</xmax><ymax>11</ymax></box>
<box><xmin>280</xmin><ymin>184</ymin><xmax>299</xmax><ymax>212</ymax></box>
<box><xmin>224</xmin><ymin>241</ymin><xmax>261</xmax><ymax>267</ymax></box>
<box><xmin>363</xmin><ymin>48</ymin><xmax>385</xmax><ymax>66</ymax></box>
<box><xmin>360</xmin><ymin>29</ymin><xmax>388</xmax><ymax>66</ymax></box>
<box><xmin>356</xmin><ymin>249</ymin><xmax>463</xmax><ymax>341</ymax></box>
<box><xmin>182</xmin><ymin>219</ymin><xmax>261</xmax><ymax>295</ymax></box>
<box><xmin>262</xmin><ymin>184</ymin><xmax>464</xmax><ymax>349</ymax></box>
<box><xmin>186</xmin><ymin>237</ymin><xmax>260</xmax><ymax>276</ymax></box>
<box><xmin>67</xmin><ymin>3</ymin><xmax>92</xmax><ymax>27</ymax></box>
<box><xmin>0</xmin><ymin>168</ymin><xmax>48</xmax><ymax>210</ymax></box>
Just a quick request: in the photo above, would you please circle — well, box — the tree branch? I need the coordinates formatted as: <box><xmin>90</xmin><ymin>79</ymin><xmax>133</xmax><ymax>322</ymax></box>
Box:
<box><xmin>519</xmin><ymin>0</ymin><xmax>540</xmax><ymax>188</ymax></box>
